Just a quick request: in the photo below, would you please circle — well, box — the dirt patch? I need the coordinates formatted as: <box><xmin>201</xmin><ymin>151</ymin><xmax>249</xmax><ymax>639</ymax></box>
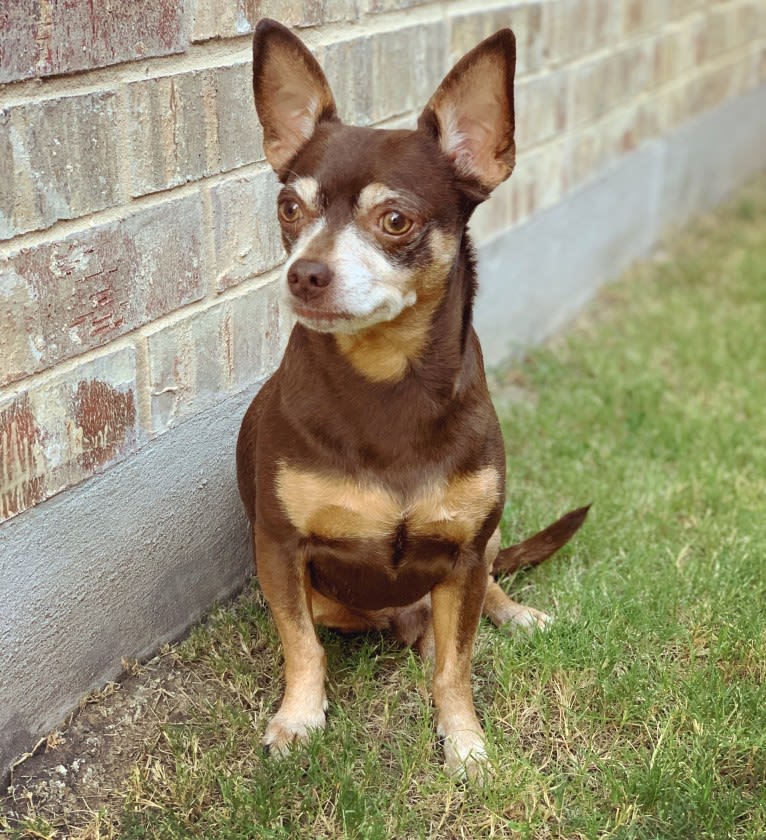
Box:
<box><xmin>0</xmin><ymin>649</ymin><xmax>214</xmax><ymax>837</ymax></box>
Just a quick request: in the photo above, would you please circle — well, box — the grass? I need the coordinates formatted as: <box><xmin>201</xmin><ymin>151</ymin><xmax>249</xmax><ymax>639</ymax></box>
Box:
<box><xmin>6</xmin><ymin>176</ymin><xmax>766</xmax><ymax>839</ymax></box>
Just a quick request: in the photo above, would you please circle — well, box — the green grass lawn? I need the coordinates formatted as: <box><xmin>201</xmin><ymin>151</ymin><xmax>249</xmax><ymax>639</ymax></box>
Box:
<box><xmin>9</xmin><ymin>177</ymin><xmax>766</xmax><ymax>839</ymax></box>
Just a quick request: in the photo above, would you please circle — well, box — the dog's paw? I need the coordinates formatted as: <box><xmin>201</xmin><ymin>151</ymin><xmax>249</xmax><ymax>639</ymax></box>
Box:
<box><xmin>441</xmin><ymin>729</ymin><xmax>489</xmax><ymax>782</ymax></box>
<box><xmin>510</xmin><ymin>604</ymin><xmax>553</xmax><ymax>633</ymax></box>
<box><xmin>263</xmin><ymin>707</ymin><xmax>326</xmax><ymax>756</ymax></box>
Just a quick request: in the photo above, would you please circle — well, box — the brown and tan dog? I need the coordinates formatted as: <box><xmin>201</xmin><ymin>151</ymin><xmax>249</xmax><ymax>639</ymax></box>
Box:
<box><xmin>237</xmin><ymin>19</ymin><xmax>588</xmax><ymax>778</ymax></box>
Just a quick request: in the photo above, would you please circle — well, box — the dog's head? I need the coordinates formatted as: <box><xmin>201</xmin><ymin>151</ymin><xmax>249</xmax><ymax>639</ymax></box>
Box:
<box><xmin>252</xmin><ymin>19</ymin><xmax>516</xmax><ymax>339</ymax></box>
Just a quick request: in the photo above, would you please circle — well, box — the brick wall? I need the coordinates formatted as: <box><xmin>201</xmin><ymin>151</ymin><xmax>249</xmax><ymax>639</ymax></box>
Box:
<box><xmin>2</xmin><ymin>0</ymin><xmax>765</xmax><ymax>525</ymax></box>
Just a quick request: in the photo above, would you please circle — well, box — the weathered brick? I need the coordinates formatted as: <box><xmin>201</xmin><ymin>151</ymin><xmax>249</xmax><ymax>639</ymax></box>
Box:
<box><xmin>0</xmin><ymin>194</ymin><xmax>206</xmax><ymax>387</ymax></box>
<box><xmin>469</xmin><ymin>177</ymin><xmax>513</xmax><ymax>245</ymax></box>
<box><xmin>366</xmin><ymin>0</ymin><xmax>431</xmax><ymax>11</ymax></box>
<box><xmin>0</xmin><ymin>0</ymin><xmax>186</xmax><ymax>84</ymax></box>
<box><xmin>0</xmin><ymin>92</ymin><xmax>123</xmax><ymax>240</ymax></box>
<box><xmin>369</xmin><ymin>23</ymin><xmax>447</xmax><ymax>123</ymax></box>
<box><xmin>653</xmin><ymin>25</ymin><xmax>695</xmax><ymax>87</ymax></box>
<box><xmin>317</xmin><ymin>36</ymin><xmax>375</xmax><ymax>125</ymax></box>
<box><xmin>619</xmin><ymin>0</ymin><xmax>667</xmax><ymax>39</ymax></box>
<box><xmin>192</xmin><ymin>0</ymin><xmax>359</xmax><ymax>42</ymax></box>
<box><xmin>208</xmin><ymin>169</ymin><xmax>284</xmax><ymax>293</ymax></box>
<box><xmin>227</xmin><ymin>280</ymin><xmax>290</xmax><ymax>391</ymax></box>
<box><xmin>666</xmin><ymin>0</ymin><xmax>708</xmax><ymax>20</ymax></box>
<box><xmin>542</xmin><ymin>0</ymin><xmax>591</xmax><ymax>65</ymax></box>
<box><xmin>128</xmin><ymin>63</ymin><xmax>262</xmax><ymax>197</ymax></box>
<box><xmin>565</xmin><ymin>119</ymin><xmax>605</xmax><ymax>188</ymax></box>
<box><xmin>0</xmin><ymin>347</ymin><xmax>139</xmax><ymax>523</ymax></box>
<box><xmin>515</xmin><ymin>71</ymin><xmax>568</xmax><ymax>148</ymax></box>
<box><xmin>450</xmin><ymin>3</ymin><xmax>546</xmax><ymax>76</ymax></box>
<box><xmin>145</xmin><ymin>279</ymin><xmax>289</xmax><ymax>433</ymax></box>
<box><xmin>145</xmin><ymin>303</ymin><xmax>230</xmax><ymax>434</ymax></box>
<box><xmin>569</xmin><ymin>42</ymin><xmax>653</xmax><ymax>127</ymax></box>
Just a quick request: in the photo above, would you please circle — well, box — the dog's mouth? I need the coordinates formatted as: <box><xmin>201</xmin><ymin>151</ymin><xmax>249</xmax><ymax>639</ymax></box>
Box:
<box><xmin>290</xmin><ymin>301</ymin><xmax>396</xmax><ymax>335</ymax></box>
<box><xmin>290</xmin><ymin>303</ymin><xmax>358</xmax><ymax>333</ymax></box>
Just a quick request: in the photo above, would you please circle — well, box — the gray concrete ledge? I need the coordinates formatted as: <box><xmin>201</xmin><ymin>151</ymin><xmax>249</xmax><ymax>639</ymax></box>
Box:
<box><xmin>2</xmin><ymin>84</ymin><xmax>766</xmax><ymax>779</ymax></box>
<box><xmin>0</xmin><ymin>388</ymin><xmax>255</xmax><ymax>777</ymax></box>
<box><xmin>475</xmin><ymin>83</ymin><xmax>766</xmax><ymax>364</ymax></box>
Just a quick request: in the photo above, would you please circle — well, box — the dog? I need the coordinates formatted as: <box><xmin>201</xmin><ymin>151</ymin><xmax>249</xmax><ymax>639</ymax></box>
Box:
<box><xmin>236</xmin><ymin>18</ymin><xmax>588</xmax><ymax>778</ymax></box>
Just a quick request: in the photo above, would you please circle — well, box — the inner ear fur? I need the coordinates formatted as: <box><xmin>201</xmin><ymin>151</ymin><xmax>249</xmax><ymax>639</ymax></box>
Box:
<box><xmin>418</xmin><ymin>29</ymin><xmax>516</xmax><ymax>195</ymax></box>
<box><xmin>252</xmin><ymin>18</ymin><xmax>338</xmax><ymax>173</ymax></box>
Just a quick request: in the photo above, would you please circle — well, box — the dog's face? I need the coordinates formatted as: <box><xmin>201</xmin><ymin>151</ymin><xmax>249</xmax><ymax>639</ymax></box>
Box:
<box><xmin>274</xmin><ymin>125</ymin><xmax>463</xmax><ymax>335</ymax></box>
<box><xmin>252</xmin><ymin>20</ymin><xmax>516</xmax><ymax>337</ymax></box>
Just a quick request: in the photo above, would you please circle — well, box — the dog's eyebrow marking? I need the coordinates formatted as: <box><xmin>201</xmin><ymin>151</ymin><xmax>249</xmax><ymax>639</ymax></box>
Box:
<box><xmin>288</xmin><ymin>176</ymin><xmax>321</xmax><ymax>213</ymax></box>
<box><xmin>357</xmin><ymin>183</ymin><xmax>419</xmax><ymax>215</ymax></box>
<box><xmin>275</xmin><ymin>462</ymin><xmax>500</xmax><ymax>545</ymax></box>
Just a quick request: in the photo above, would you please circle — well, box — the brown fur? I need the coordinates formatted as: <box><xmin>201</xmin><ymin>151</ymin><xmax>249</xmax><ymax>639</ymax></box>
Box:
<box><xmin>236</xmin><ymin>19</ymin><xmax>588</xmax><ymax>778</ymax></box>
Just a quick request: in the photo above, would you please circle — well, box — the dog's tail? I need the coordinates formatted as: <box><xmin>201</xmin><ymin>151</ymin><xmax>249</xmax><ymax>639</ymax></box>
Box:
<box><xmin>493</xmin><ymin>505</ymin><xmax>590</xmax><ymax>575</ymax></box>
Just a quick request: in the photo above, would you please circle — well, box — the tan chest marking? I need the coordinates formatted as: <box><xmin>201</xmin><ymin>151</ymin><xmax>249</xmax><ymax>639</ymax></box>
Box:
<box><xmin>276</xmin><ymin>462</ymin><xmax>500</xmax><ymax>545</ymax></box>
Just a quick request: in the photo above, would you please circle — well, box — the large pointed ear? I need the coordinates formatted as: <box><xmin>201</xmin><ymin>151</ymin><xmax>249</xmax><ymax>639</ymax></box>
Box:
<box><xmin>252</xmin><ymin>19</ymin><xmax>338</xmax><ymax>173</ymax></box>
<box><xmin>418</xmin><ymin>29</ymin><xmax>516</xmax><ymax>196</ymax></box>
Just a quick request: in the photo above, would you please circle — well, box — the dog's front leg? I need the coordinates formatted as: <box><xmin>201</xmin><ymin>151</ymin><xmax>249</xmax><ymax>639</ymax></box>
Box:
<box><xmin>430</xmin><ymin>557</ymin><xmax>489</xmax><ymax>779</ymax></box>
<box><xmin>255</xmin><ymin>527</ymin><xmax>327</xmax><ymax>754</ymax></box>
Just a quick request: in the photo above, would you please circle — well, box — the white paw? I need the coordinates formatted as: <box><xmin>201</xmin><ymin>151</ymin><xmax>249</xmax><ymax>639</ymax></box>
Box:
<box><xmin>263</xmin><ymin>706</ymin><xmax>326</xmax><ymax>756</ymax></box>
<box><xmin>440</xmin><ymin>728</ymin><xmax>488</xmax><ymax>782</ymax></box>
<box><xmin>508</xmin><ymin>604</ymin><xmax>553</xmax><ymax>633</ymax></box>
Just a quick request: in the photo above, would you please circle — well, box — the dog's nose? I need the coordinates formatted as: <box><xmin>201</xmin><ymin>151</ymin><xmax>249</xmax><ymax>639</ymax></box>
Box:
<box><xmin>287</xmin><ymin>259</ymin><xmax>333</xmax><ymax>301</ymax></box>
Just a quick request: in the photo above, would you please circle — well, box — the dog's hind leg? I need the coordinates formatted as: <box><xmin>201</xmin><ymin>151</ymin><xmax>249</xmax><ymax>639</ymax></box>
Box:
<box><xmin>482</xmin><ymin>526</ymin><xmax>552</xmax><ymax>632</ymax></box>
<box><xmin>483</xmin><ymin>578</ymin><xmax>552</xmax><ymax>631</ymax></box>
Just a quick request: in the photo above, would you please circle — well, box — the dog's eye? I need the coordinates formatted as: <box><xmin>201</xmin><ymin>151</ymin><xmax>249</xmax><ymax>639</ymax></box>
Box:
<box><xmin>380</xmin><ymin>210</ymin><xmax>413</xmax><ymax>236</ymax></box>
<box><xmin>279</xmin><ymin>199</ymin><xmax>303</xmax><ymax>224</ymax></box>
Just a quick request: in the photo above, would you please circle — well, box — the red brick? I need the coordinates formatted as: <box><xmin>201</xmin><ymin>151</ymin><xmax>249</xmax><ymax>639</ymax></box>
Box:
<box><xmin>0</xmin><ymin>347</ymin><xmax>139</xmax><ymax>523</ymax></box>
<box><xmin>0</xmin><ymin>0</ymin><xmax>186</xmax><ymax>84</ymax></box>
<box><xmin>0</xmin><ymin>194</ymin><xmax>206</xmax><ymax>387</ymax></box>
<box><xmin>0</xmin><ymin>92</ymin><xmax>123</xmax><ymax>240</ymax></box>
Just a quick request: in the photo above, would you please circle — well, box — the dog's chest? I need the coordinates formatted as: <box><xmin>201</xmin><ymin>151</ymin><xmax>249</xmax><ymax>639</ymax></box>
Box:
<box><xmin>276</xmin><ymin>461</ymin><xmax>499</xmax><ymax>545</ymax></box>
<box><xmin>275</xmin><ymin>461</ymin><xmax>501</xmax><ymax>607</ymax></box>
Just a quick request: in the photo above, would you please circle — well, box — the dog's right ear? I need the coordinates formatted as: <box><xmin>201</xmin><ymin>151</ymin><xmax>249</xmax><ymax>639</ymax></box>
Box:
<box><xmin>252</xmin><ymin>19</ymin><xmax>338</xmax><ymax>174</ymax></box>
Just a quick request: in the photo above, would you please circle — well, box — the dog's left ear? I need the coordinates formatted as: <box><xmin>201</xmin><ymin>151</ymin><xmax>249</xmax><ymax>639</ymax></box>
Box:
<box><xmin>252</xmin><ymin>18</ymin><xmax>338</xmax><ymax>173</ymax></box>
<box><xmin>418</xmin><ymin>29</ymin><xmax>516</xmax><ymax>196</ymax></box>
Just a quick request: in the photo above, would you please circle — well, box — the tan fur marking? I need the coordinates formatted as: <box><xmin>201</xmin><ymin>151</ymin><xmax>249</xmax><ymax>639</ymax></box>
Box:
<box><xmin>276</xmin><ymin>463</ymin><xmax>400</xmax><ymax>539</ymax></box>
<box><xmin>408</xmin><ymin>467</ymin><xmax>501</xmax><ymax>544</ymax></box>
<box><xmin>356</xmin><ymin>183</ymin><xmax>407</xmax><ymax>215</ymax></box>
<box><xmin>430</xmin><ymin>571</ymin><xmax>488</xmax><ymax>777</ymax></box>
<box><xmin>290</xmin><ymin>176</ymin><xmax>321</xmax><ymax>214</ymax></box>
<box><xmin>276</xmin><ymin>462</ymin><xmax>500</xmax><ymax>546</ymax></box>
<box><xmin>334</xmin><ymin>299</ymin><xmax>437</xmax><ymax>382</ymax></box>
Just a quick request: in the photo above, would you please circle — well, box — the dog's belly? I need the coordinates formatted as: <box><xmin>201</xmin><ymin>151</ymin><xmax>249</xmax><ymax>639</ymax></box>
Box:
<box><xmin>275</xmin><ymin>461</ymin><xmax>501</xmax><ymax>610</ymax></box>
<box><xmin>307</xmin><ymin>531</ymin><xmax>457</xmax><ymax>609</ymax></box>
